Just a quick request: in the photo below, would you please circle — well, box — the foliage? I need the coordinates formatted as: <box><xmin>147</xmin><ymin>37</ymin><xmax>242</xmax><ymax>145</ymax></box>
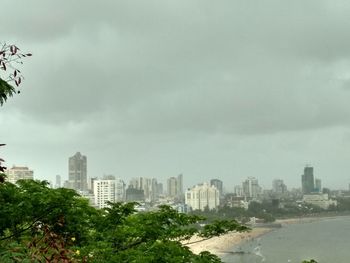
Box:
<box><xmin>0</xmin><ymin>43</ymin><xmax>31</xmax><ymax>105</ymax></box>
<box><xmin>0</xmin><ymin>179</ymin><xmax>249</xmax><ymax>262</ymax></box>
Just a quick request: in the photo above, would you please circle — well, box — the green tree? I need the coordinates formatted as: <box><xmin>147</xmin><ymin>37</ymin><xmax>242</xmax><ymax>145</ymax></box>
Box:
<box><xmin>0</xmin><ymin>43</ymin><xmax>31</xmax><ymax>105</ymax></box>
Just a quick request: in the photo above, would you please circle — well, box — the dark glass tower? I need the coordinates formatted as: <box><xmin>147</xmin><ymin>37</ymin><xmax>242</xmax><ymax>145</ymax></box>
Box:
<box><xmin>302</xmin><ymin>166</ymin><xmax>314</xmax><ymax>194</ymax></box>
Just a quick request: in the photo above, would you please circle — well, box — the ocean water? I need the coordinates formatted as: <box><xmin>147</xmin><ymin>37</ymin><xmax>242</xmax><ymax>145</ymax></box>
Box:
<box><xmin>221</xmin><ymin>216</ymin><xmax>350</xmax><ymax>263</ymax></box>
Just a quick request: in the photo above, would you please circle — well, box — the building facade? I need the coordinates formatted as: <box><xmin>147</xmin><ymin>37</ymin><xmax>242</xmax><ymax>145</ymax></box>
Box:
<box><xmin>302</xmin><ymin>166</ymin><xmax>314</xmax><ymax>194</ymax></box>
<box><xmin>185</xmin><ymin>182</ymin><xmax>220</xmax><ymax>211</ymax></box>
<box><xmin>242</xmin><ymin>177</ymin><xmax>261</xmax><ymax>198</ymax></box>
<box><xmin>315</xmin><ymin>178</ymin><xmax>322</xmax><ymax>193</ymax></box>
<box><xmin>272</xmin><ymin>179</ymin><xmax>287</xmax><ymax>194</ymax></box>
<box><xmin>68</xmin><ymin>152</ymin><xmax>87</xmax><ymax>192</ymax></box>
<box><xmin>167</xmin><ymin>174</ymin><xmax>183</xmax><ymax>198</ymax></box>
<box><xmin>303</xmin><ymin>193</ymin><xmax>337</xmax><ymax>209</ymax></box>
<box><xmin>129</xmin><ymin>177</ymin><xmax>159</xmax><ymax>202</ymax></box>
<box><xmin>6</xmin><ymin>166</ymin><xmax>33</xmax><ymax>184</ymax></box>
<box><xmin>93</xmin><ymin>178</ymin><xmax>125</xmax><ymax>209</ymax></box>
<box><xmin>210</xmin><ymin>179</ymin><xmax>223</xmax><ymax>196</ymax></box>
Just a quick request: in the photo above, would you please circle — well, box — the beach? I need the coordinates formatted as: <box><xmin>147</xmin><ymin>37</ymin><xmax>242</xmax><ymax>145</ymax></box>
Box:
<box><xmin>184</xmin><ymin>216</ymin><xmax>331</xmax><ymax>256</ymax></box>
<box><xmin>184</xmin><ymin>227</ymin><xmax>272</xmax><ymax>255</ymax></box>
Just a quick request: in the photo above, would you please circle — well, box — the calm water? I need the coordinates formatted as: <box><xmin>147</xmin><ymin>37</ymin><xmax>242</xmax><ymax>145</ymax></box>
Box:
<box><xmin>221</xmin><ymin>216</ymin><xmax>350</xmax><ymax>263</ymax></box>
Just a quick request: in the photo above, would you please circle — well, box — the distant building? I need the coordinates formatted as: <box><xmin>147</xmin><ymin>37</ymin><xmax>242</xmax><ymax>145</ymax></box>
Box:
<box><xmin>167</xmin><ymin>174</ymin><xmax>183</xmax><ymax>198</ymax></box>
<box><xmin>242</xmin><ymin>177</ymin><xmax>261</xmax><ymax>198</ymax></box>
<box><xmin>234</xmin><ymin>185</ymin><xmax>244</xmax><ymax>197</ymax></box>
<box><xmin>301</xmin><ymin>166</ymin><xmax>314</xmax><ymax>194</ymax></box>
<box><xmin>315</xmin><ymin>178</ymin><xmax>322</xmax><ymax>193</ymax></box>
<box><xmin>55</xmin><ymin>175</ymin><xmax>61</xmax><ymax>188</ymax></box>
<box><xmin>6</xmin><ymin>166</ymin><xmax>33</xmax><ymax>184</ymax></box>
<box><xmin>210</xmin><ymin>179</ymin><xmax>223</xmax><ymax>196</ymax></box>
<box><xmin>303</xmin><ymin>193</ymin><xmax>337</xmax><ymax>210</ymax></box>
<box><xmin>68</xmin><ymin>152</ymin><xmax>87</xmax><ymax>192</ymax></box>
<box><xmin>272</xmin><ymin>179</ymin><xmax>287</xmax><ymax>194</ymax></box>
<box><xmin>126</xmin><ymin>186</ymin><xmax>145</xmax><ymax>202</ymax></box>
<box><xmin>93</xmin><ymin>178</ymin><xmax>125</xmax><ymax>209</ymax></box>
<box><xmin>185</xmin><ymin>182</ymin><xmax>220</xmax><ymax>211</ymax></box>
<box><xmin>129</xmin><ymin>177</ymin><xmax>159</xmax><ymax>202</ymax></box>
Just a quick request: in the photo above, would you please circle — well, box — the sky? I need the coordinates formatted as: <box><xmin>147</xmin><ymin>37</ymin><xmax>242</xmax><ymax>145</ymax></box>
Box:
<box><xmin>1</xmin><ymin>0</ymin><xmax>350</xmax><ymax>191</ymax></box>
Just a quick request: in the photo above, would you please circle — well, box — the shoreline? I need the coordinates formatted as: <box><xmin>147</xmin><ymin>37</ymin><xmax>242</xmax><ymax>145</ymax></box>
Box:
<box><xmin>185</xmin><ymin>214</ymin><xmax>349</xmax><ymax>256</ymax></box>
<box><xmin>184</xmin><ymin>227</ymin><xmax>273</xmax><ymax>256</ymax></box>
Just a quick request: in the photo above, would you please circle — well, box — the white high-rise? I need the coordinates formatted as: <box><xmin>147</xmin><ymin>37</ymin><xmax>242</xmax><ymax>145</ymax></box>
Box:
<box><xmin>185</xmin><ymin>182</ymin><xmax>220</xmax><ymax>211</ymax></box>
<box><xmin>242</xmin><ymin>177</ymin><xmax>261</xmax><ymax>198</ymax></box>
<box><xmin>93</xmin><ymin>178</ymin><xmax>125</xmax><ymax>209</ymax></box>
<box><xmin>6</xmin><ymin>166</ymin><xmax>33</xmax><ymax>184</ymax></box>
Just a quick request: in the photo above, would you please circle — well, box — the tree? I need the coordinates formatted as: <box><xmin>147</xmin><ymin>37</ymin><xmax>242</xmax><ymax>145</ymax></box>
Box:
<box><xmin>0</xmin><ymin>179</ymin><xmax>250</xmax><ymax>262</ymax></box>
<box><xmin>0</xmin><ymin>43</ymin><xmax>32</xmax><ymax>184</ymax></box>
<box><xmin>0</xmin><ymin>43</ymin><xmax>31</xmax><ymax>105</ymax></box>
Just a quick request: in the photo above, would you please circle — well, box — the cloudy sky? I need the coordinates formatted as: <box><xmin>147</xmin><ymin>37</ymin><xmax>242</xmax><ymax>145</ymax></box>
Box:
<box><xmin>2</xmin><ymin>0</ymin><xmax>350</xmax><ymax>190</ymax></box>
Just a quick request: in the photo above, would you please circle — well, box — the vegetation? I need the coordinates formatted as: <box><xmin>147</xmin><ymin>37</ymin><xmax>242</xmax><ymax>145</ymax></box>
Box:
<box><xmin>0</xmin><ymin>42</ymin><xmax>31</xmax><ymax>105</ymax></box>
<box><xmin>0</xmin><ymin>179</ymin><xmax>249</xmax><ymax>262</ymax></box>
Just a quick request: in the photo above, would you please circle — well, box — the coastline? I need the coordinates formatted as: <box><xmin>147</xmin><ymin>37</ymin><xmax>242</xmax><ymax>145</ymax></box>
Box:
<box><xmin>185</xmin><ymin>214</ymin><xmax>347</xmax><ymax>256</ymax></box>
<box><xmin>184</xmin><ymin>227</ymin><xmax>273</xmax><ymax>256</ymax></box>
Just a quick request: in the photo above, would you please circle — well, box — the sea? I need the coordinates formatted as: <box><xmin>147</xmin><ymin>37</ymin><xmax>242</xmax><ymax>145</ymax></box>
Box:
<box><xmin>221</xmin><ymin>216</ymin><xmax>350</xmax><ymax>263</ymax></box>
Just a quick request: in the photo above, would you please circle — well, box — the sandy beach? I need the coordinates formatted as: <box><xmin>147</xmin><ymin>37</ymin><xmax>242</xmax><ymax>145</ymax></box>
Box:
<box><xmin>185</xmin><ymin>216</ymin><xmax>332</xmax><ymax>256</ymax></box>
<box><xmin>184</xmin><ymin>227</ymin><xmax>272</xmax><ymax>255</ymax></box>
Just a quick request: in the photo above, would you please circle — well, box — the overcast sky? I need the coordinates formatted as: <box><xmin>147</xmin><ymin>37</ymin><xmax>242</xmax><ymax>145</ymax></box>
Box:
<box><xmin>2</xmin><ymin>0</ymin><xmax>350</xmax><ymax>190</ymax></box>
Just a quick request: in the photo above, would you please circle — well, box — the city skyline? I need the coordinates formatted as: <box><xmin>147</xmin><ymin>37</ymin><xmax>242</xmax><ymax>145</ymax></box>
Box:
<box><xmin>2</xmin><ymin>1</ymin><xmax>350</xmax><ymax>190</ymax></box>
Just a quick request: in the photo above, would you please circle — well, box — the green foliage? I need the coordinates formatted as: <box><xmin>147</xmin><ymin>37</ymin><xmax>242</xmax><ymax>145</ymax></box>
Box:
<box><xmin>0</xmin><ymin>179</ymin><xmax>249</xmax><ymax>262</ymax></box>
<box><xmin>0</xmin><ymin>78</ymin><xmax>15</xmax><ymax>106</ymax></box>
<box><xmin>0</xmin><ymin>43</ymin><xmax>32</xmax><ymax>105</ymax></box>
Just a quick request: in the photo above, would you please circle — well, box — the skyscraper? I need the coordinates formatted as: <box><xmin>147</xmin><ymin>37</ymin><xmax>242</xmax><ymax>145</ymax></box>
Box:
<box><xmin>315</xmin><ymin>178</ymin><xmax>322</xmax><ymax>193</ymax></box>
<box><xmin>302</xmin><ymin>166</ymin><xmax>314</xmax><ymax>194</ymax></box>
<box><xmin>177</xmin><ymin>174</ymin><xmax>183</xmax><ymax>196</ymax></box>
<box><xmin>55</xmin><ymin>174</ymin><xmax>61</xmax><ymax>188</ymax></box>
<box><xmin>167</xmin><ymin>177</ymin><xmax>178</xmax><ymax>197</ymax></box>
<box><xmin>68</xmin><ymin>152</ymin><xmax>87</xmax><ymax>192</ymax></box>
<box><xmin>242</xmin><ymin>177</ymin><xmax>261</xmax><ymax>198</ymax></box>
<box><xmin>210</xmin><ymin>179</ymin><xmax>223</xmax><ymax>196</ymax></box>
<box><xmin>167</xmin><ymin>174</ymin><xmax>183</xmax><ymax>198</ymax></box>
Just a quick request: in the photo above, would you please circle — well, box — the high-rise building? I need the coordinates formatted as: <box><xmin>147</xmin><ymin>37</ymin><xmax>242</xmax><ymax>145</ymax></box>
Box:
<box><xmin>93</xmin><ymin>178</ymin><xmax>125</xmax><ymax>209</ymax></box>
<box><xmin>55</xmin><ymin>174</ymin><xmax>61</xmax><ymax>188</ymax></box>
<box><xmin>242</xmin><ymin>177</ymin><xmax>261</xmax><ymax>198</ymax></box>
<box><xmin>129</xmin><ymin>177</ymin><xmax>159</xmax><ymax>201</ymax></box>
<box><xmin>68</xmin><ymin>152</ymin><xmax>87</xmax><ymax>192</ymax></box>
<box><xmin>234</xmin><ymin>185</ymin><xmax>243</xmax><ymax>197</ymax></box>
<box><xmin>185</xmin><ymin>182</ymin><xmax>220</xmax><ymax>211</ymax></box>
<box><xmin>167</xmin><ymin>174</ymin><xmax>183</xmax><ymax>198</ymax></box>
<box><xmin>6</xmin><ymin>166</ymin><xmax>33</xmax><ymax>184</ymax></box>
<box><xmin>315</xmin><ymin>178</ymin><xmax>322</xmax><ymax>193</ymax></box>
<box><xmin>302</xmin><ymin>166</ymin><xmax>314</xmax><ymax>194</ymax></box>
<box><xmin>210</xmin><ymin>179</ymin><xmax>223</xmax><ymax>196</ymax></box>
<box><xmin>177</xmin><ymin>174</ymin><xmax>183</xmax><ymax>196</ymax></box>
<box><xmin>167</xmin><ymin>177</ymin><xmax>177</xmax><ymax>197</ymax></box>
<box><xmin>272</xmin><ymin>179</ymin><xmax>287</xmax><ymax>194</ymax></box>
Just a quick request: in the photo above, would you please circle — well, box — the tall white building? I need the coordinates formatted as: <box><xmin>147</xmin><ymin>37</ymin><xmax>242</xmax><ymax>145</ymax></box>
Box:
<box><xmin>234</xmin><ymin>185</ymin><xmax>244</xmax><ymax>197</ymax></box>
<box><xmin>6</xmin><ymin>166</ymin><xmax>33</xmax><ymax>184</ymax></box>
<box><xmin>185</xmin><ymin>182</ymin><xmax>220</xmax><ymax>211</ymax></box>
<box><xmin>93</xmin><ymin>178</ymin><xmax>125</xmax><ymax>209</ymax></box>
<box><xmin>242</xmin><ymin>177</ymin><xmax>261</xmax><ymax>198</ymax></box>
